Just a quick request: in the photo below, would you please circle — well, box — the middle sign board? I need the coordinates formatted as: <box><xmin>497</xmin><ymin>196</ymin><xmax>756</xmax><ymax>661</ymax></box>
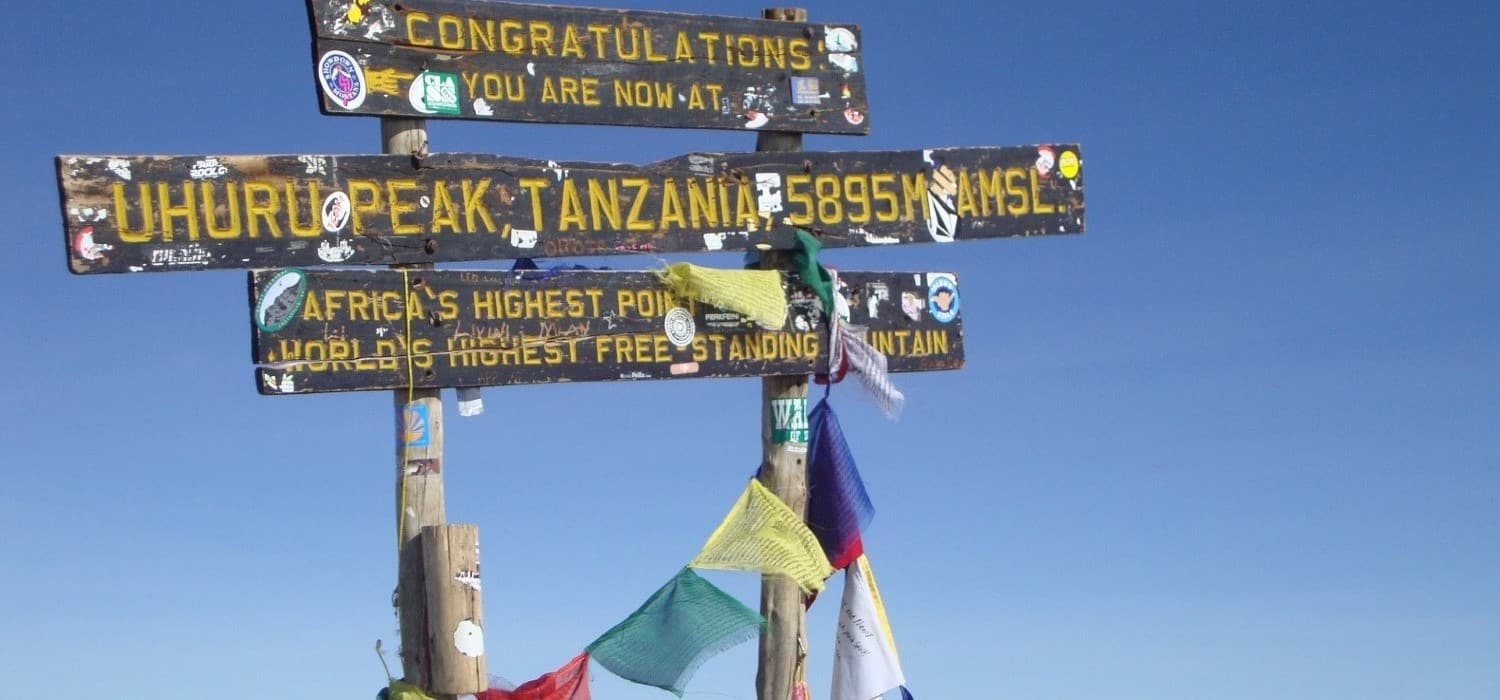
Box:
<box><xmin>60</xmin><ymin>145</ymin><xmax>1084</xmax><ymax>274</ymax></box>
<box><xmin>306</xmin><ymin>0</ymin><xmax>870</xmax><ymax>134</ymax></box>
<box><xmin>250</xmin><ymin>267</ymin><xmax>965</xmax><ymax>394</ymax></box>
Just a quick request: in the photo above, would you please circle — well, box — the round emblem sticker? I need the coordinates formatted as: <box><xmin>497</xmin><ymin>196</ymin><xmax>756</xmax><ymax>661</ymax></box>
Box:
<box><xmin>321</xmin><ymin>192</ymin><xmax>351</xmax><ymax>233</ymax></box>
<box><xmin>926</xmin><ymin>273</ymin><xmax>960</xmax><ymax>324</ymax></box>
<box><xmin>318</xmin><ymin>50</ymin><xmax>366</xmax><ymax>110</ymax></box>
<box><xmin>825</xmin><ymin>27</ymin><xmax>858</xmax><ymax>53</ymax></box>
<box><xmin>1059</xmin><ymin>150</ymin><xmax>1080</xmax><ymax>179</ymax></box>
<box><xmin>664</xmin><ymin>307</ymin><xmax>696</xmax><ymax>348</ymax></box>
<box><xmin>255</xmin><ymin>269</ymin><xmax>308</xmax><ymax>332</ymax></box>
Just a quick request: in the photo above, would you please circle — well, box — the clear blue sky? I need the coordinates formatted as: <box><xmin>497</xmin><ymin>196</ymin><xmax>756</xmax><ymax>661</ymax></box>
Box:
<box><xmin>3</xmin><ymin>1</ymin><xmax>1496</xmax><ymax>698</ymax></box>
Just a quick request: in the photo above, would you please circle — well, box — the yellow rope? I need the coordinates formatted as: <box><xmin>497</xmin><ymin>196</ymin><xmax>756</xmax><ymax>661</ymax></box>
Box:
<box><xmin>397</xmin><ymin>267</ymin><xmax>416</xmax><ymax>552</ymax></box>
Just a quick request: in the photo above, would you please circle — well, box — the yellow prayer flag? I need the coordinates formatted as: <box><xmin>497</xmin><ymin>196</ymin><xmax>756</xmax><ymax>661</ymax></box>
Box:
<box><xmin>387</xmin><ymin>680</ymin><xmax>437</xmax><ymax>700</ymax></box>
<box><xmin>691</xmin><ymin>480</ymin><xmax>834</xmax><ymax>593</ymax></box>
<box><xmin>856</xmin><ymin>554</ymin><xmax>900</xmax><ymax>663</ymax></box>
<box><xmin>657</xmin><ymin>263</ymin><xmax>788</xmax><ymax>330</ymax></box>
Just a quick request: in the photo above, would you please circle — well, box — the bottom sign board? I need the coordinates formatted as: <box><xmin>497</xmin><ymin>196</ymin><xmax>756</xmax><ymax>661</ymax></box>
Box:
<box><xmin>249</xmin><ymin>268</ymin><xmax>964</xmax><ymax>394</ymax></box>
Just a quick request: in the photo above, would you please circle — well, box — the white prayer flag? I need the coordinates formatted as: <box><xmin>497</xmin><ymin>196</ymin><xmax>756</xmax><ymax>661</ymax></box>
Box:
<box><xmin>831</xmin><ymin>556</ymin><xmax>905</xmax><ymax>700</ymax></box>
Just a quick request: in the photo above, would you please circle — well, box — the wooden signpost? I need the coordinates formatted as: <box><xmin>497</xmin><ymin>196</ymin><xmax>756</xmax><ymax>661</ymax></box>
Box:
<box><xmin>249</xmin><ymin>267</ymin><xmax>964</xmax><ymax>394</ymax></box>
<box><xmin>58</xmin><ymin>145</ymin><xmax>1083</xmax><ymax>274</ymax></box>
<box><xmin>307</xmin><ymin>0</ymin><xmax>870</xmax><ymax>133</ymax></box>
<box><xmin>56</xmin><ymin>2</ymin><xmax>1085</xmax><ymax>698</ymax></box>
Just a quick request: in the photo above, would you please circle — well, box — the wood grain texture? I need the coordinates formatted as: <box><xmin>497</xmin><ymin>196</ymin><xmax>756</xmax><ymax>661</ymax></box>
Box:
<box><xmin>421</xmin><ymin>524</ymin><xmax>485</xmax><ymax>695</ymax></box>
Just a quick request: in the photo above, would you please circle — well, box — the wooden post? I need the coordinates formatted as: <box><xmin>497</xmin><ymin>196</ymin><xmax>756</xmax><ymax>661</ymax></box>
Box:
<box><xmin>755</xmin><ymin>9</ymin><xmax>809</xmax><ymax>700</ymax></box>
<box><xmin>384</xmin><ymin>116</ymin><xmax>450</xmax><ymax>694</ymax></box>
<box><xmin>422</xmin><ymin>524</ymin><xmax>486</xmax><ymax>694</ymax></box>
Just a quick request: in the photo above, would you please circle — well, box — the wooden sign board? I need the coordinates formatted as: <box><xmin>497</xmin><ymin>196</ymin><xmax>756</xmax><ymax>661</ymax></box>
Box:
<box><xmin>59</xmin><ymin>146</ymin><xmax>1083</xmax><ymax>274</ymax></box>
<box><xmin>250</xmin><ymin>268</ymin><xmax>964</xmax><ymax>394</ymax></box>
<box><xmin>307</xmin><ymin>0</ymin><xmax>870</xmax><ymax>134</ymax></box>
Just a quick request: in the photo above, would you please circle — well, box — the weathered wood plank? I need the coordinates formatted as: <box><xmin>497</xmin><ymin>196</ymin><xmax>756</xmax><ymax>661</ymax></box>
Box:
<box><xmin>249</xmin><ymin>268</ymin><xmax>965</xmax><ymax>394</ymax></box>
<box><xmin>306</xmin><ymin>0</ymin><xmax>869</xmax><ymax>133</ymax></box>
<box><xmin>60</xmin><ymin>145</ymin><xmax>1084</xmax><ymax>274</ymax></box>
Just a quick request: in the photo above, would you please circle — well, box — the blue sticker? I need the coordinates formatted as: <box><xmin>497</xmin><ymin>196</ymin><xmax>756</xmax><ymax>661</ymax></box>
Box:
<box><xmin>400</xmin><ymin>404</ymin><xmax>431</xmax><ymax>447</ymax></box>
<box><xmin>927</xmin><ymin>273</ymin><xmax>960</xmax><ymax>323</ymax></box>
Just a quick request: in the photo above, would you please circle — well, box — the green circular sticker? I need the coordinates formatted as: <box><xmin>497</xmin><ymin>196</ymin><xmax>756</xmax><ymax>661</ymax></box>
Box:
<box><xmin>254</xmin><ymin>269</ymin><xmax>308</xmax><ymax>332</ymax></box>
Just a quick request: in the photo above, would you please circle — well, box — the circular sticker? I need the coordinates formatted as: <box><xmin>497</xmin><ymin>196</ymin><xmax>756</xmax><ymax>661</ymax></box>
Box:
<box><xmin>255</xmin><ymin>269</ymin><xmax>308</xmax><ymax>332</ymax></box>
<box><xmin>1059</xmin><ymin>150</ymin><xmax>1080</xmax><ymax>179</ymax></box>
<box><xmin>1035</xmin><ymin>146</ymin><xmax>1056</xmax><ymax>178</ymax></box>
<box><xmin>664</xmin><ymin>307</ymin><xmax>696</xmax><ymax>348</ymax></box>
<box><xmin>321</xmin><ymin>192</ymin><xmax>351</xmax><ymax>233</ymax></box>
<box><xmin>318</xmin><ymin>50</ymin><xmax>366</xmax><ymax>110</ymax></box>
<box><xmin>453</xmin><ymin>619</ymin><xmax>484</xmax><ymax>658</ymax></box>
<box><xmin>825</xmin><ymin>27</ymin><xmax>858</xmax><ymax>53</ymax></box>
<box><xmin>926</xmin><ymin>273</ymin><xmax>960</xmax><ymax>324</ymax></box>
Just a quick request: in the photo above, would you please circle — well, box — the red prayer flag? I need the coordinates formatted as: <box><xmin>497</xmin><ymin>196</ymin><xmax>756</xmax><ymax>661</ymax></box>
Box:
<box><xmin>477</xmin><ymin>652</ymin><xmax>590</xmax><ymax>700</ymax></box>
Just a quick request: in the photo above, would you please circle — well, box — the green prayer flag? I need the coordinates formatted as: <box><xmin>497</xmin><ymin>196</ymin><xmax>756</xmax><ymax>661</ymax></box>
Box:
<box><xmin>586</xmin><ymin>568</ymin><xmax>763</xmax><ymax>697</ymax></box>
<box><xmin>793</xmin><ymin>230</ymin><xmax>835</xmax><ymax>314</ymax></box>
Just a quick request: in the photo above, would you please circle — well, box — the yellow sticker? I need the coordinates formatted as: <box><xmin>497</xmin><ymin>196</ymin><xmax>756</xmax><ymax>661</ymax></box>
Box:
<box><xmin>1059</xmin><ymin>150</ymin><xmax>1080</xmax><ymax>179</ymax></box>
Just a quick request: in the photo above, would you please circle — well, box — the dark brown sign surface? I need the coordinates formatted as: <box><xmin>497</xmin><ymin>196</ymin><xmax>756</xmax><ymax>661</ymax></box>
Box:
<box><xmin>307</xmin><ymin>0</ymin><xmax>869</xmax><ymax>133</ymax></box>
<box><xmin>59</xmin><ymin>146</ymin><xmax>1083</xmax><ymax>274</ymax></box>
<box><xmin>250</xmin><ymin>268</ymin><xmax>964</xmax><ymax>394</ymax></box>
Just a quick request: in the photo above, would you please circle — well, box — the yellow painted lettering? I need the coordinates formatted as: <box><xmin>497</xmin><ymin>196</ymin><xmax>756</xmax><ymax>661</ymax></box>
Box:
<box><xmin>429</xmin><ymin>181</ymin><xmax>459</xmax><ymax>233</ymax></box>
<box><xmin>643</xmin><ymin>29</ymin><xmax>668</xmax><ymax>62</ymax></box>
<box><xmin>586</xmin><ymin>178</ymin><xmax>622</xmax><ymax>230</ymax></box>
<box><xmin>623</xmin><ymin>177</ymin><xmax>652</xmax><ymax>231</ymax></box>
<box><xmin>437</xmin><ymin>15</ymin><xmax>464</xmax><ymax>50</ymax></box>
<box><xmin>1030</xmin><ymin>169</ymin><xmax>1056</xmax><ymax>214</ymax></box>
<box><xmin>112</xmin><ymin>182</ymin><xmax>154</xmax><ymax>243</ymax></box>
<box><xmin>499</xmin><ymin>20</ymin><xmax>524</xmax><ymax>53</ymax></box>
<box><xmin>519</xmin><ymin>177</ymin><xmax>549</xmax><ymax>229</ymax></box>
<box><xmin>461</xmin><ymin>177</ymin><xmax>496</xmax><ymax>232</ymax></box>
<box><xmin>558</xmin><ymin>179</ymin><xmax>586</xmax><ymax>231</ymax></box>
<box><xmin>242</xmin><ymin>181</ymin><xmax>280</xmax><ymax>239</ymax></box>
<box><xmin>286</xmin><ymin>181</ymin><xmax>321</xmax><ymax>237</ymax></box>
<box><xmin>157</xmin><ymin>181</ymin><xmax>198</xmax><ymax>241</ymax></box>
<box><xmin>1004</xmin><ymin>168</ymin><xmax>1029</xmax><ymax>215</ymax></box>
<box><xmin>200</xmin><ymin>182</ymin><xmax>242</xmax><ymax>240</ymax></box>
<box><xmin>407</xmin><ymin>12</ymin><xmax>434</xmax><ymax>47</ymax></box>
<box><xmin>901</xmin><ymin>171</ymin><xmax>927</xmax><ymax>221</ymax></box>
<box><xmin>560</xmin><ymin>24</ymin><xmax>585</xmax><ymax>58</ymax></box>
<box><xmin>659</xmin><ymin>179</ymin><xmax>687</xmax><ymax>229</ymax></box>
<box><xmin>686</xmin><ymin>178</ymin><xmax>717</xmax><ymax>227</ymax></box>
<box><xmin>788</xmin><ymin>38</ymin><xmax>811</xmax><ymax>70</ymax></box>
<box><xmin>348</xmin><ymin>179</ymin><xmax>382</xmax><ymax>233</ymax></box>
<box><xmin>386</xmin><ymin>179</ymin><xmax>421</xmax><ymax>234</ymax></box>
<box><xmin>528</xmin><ymin>22</ymin><xmax>553</xmax><ymax>56</ymax></box>
<box><xmin>955</xmin><ymin>170</ymin><xmax>979</xmax><ymax>218</ymax></box>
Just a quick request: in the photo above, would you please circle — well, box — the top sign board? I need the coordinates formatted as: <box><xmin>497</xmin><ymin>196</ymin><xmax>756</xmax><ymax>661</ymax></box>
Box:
<box><xmin>307</xmin><ymin>0</ymin><xmax>870</xmax><ymax>134</ymax></box>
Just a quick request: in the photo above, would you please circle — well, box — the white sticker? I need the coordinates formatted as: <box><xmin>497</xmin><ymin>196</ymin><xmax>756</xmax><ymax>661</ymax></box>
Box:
<box><xmin>189</xmin><ymin>158</ymin><xmax>228</xmax><ymax>180</ymax></box>
<box><xmin>510</xmin><ymin>228</ymin><xmax>538</xmax><ymax>249</ymax></box>
<box><xmin>457</xmin><ymin>387</ymin><xmax>484</xmax><ymax>417</ymax></box>
<box><xmin>824</xmin><ymin>27</ymin><xmax>858</xmax><ymax>53</ymax></box>
<box><xmin>318</xmin><ymin>50</ymin><xmax>367</xmax><ymax>110</ymax></box>
<box><xmin>321</xmin><ymin>192</ymin><xmax>351</xmax><ymax>233</ymax></box>
<box><xmin>664</xmin><ymin>307</ymin><xmax>696</xmax><ymax>348</ymax></box>
<box><xmin>317</xmin><ymin>239</ymin><xmax>354</xmax><ymax>262</ymax></box>
<box><xmin>754</xmin><ymin>173</ymin><xmax>784</xmax><ymax>214</ymax></box>
<box><xmin>453</xmin><ymin>619</ymin><xmax>484</xmax><ymax>657</ymax></box>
